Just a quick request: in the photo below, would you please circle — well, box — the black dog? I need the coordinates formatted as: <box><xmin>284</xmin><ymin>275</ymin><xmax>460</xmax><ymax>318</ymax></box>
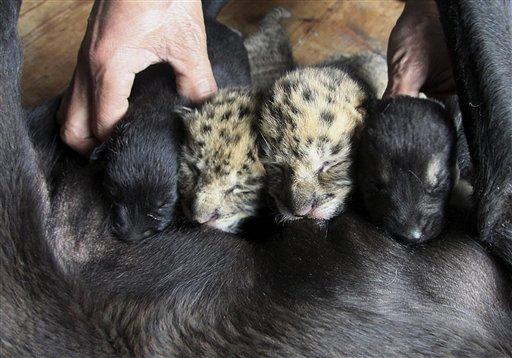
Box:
<box><xmin>358</xmin><ymin>96</ymin><xmax>457</xmax><ymax>243</ymax></box>
<box><xmin>1</xmin><ymin>0</ymin><xmax>512</xmax><ymax>356</ymax></box>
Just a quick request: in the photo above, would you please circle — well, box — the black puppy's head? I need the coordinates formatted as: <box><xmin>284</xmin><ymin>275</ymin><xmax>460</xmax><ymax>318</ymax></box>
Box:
<box><xmin>358</xmin><ymin>97</ymin><xmax>457</xmax><ymax>243</ymax></box>
<box><xmin>93</xmin><ymin>101</ymin><xmax>183</xmax><ymax>242</ymax></box>
<box><xmin>105</xmin><ymin>172</ymin><xmax>177</xmax><ymax>242</ymax></box>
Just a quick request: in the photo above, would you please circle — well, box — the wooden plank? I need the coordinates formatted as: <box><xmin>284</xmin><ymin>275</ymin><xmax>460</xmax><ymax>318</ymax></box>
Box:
<box><xmin>19</xmin><ymin>0</ymin><xmax>404</xmax><ymax>106</ymax></box>
<box><xmin>19</xmin><ymin>1</ymin><xmax>93</xmax><ymax>106</ymax></box>
<box><xmin>292</xmin><ymin>1</ymin><xmax>404</xmax><ymax>65</ymax></box>
<box><xmin>19</xmin><ymin>0</ymin><xmax>45</xmax><ymax>16</ymax></box>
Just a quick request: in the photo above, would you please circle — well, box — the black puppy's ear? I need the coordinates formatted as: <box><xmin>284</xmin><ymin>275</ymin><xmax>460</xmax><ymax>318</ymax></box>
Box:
<box><xmin>90</xmin><ymin>116</ymin><xmax>132</xmax><ymax>163</ymax></box>
<box><xmin>89</xmin><ymin>139</ymin><xmax>111</xmax><ymax>163</ymax></box>
<box><xmin>443</xmin><ymin>95</ymin><xmax>464</xmax><ymax>138</ymax></box>
<box><xmin>444</xmin><ymin>95</ymin><xmax>462</xmax><ymax>122</ymax></box>
<box><xmin>444</xmin><ymin>95</ymin><xmax>474</xmax><ymax>180</ymax></box>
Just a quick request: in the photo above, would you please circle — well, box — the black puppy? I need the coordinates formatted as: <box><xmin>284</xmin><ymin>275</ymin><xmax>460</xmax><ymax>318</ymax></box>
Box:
<box><xmin>92</xmin><ymin>90</ymin><xmax>185</xmax><ymax>241</ymax></box>
<box><xmin>358</xmin><ymin>96</ymin><xmax>457</xmax><ymax>243</ymax></box>
<box><xmin>94</xmin><ymin>13</ymin><xmax>251</xmax><ymax>242</ymax></box>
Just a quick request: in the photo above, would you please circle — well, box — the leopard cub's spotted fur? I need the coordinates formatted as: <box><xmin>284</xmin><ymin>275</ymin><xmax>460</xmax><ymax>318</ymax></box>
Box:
<box><xmin>260</xmin><ymin>66</ymin><xmax>372</xmax><ymax>221</ymax></box>
<box><xmin>180</xmin><ymin>89</ymin><xmax>265</xmax><ymax>233</ymax></box>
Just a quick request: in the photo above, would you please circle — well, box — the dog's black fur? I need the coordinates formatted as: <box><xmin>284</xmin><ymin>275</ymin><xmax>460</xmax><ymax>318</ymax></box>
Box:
<box><xmin>91</xmin><ymin>91</ymin><xmax>184</xmax><ymax>242</ymax></box>
<box><xmin>91</xmin><ymin>15</ymin><xmax>251</xmax><ymax>241</ymax></box>
<box><xmin>445</xmin><ymin>95</ymin><xmax>474</xmax><ymax>181</ymax></box>
<box><xmin>358</xmin><ymin>97</ymin><xmax>457</xmax><ymax>243</ymax></box>
<box><xmin>0</xmin><ymin>2</ymin><xmax>116</xmax><ymax>355</ymax></box>
<box><xmin>202</xmin><ymin>0</ymin><xmax>230</xmax><ymax>20</ymax></box>
<box><xmin>436</xmin><ymin>0</ymin><xmax>512</xmax><ymax>265</ymax></box>
<box><xmin>1</xmin><ymin>0</ymin><xmax>512</xmax><ymax>356</ymax></box>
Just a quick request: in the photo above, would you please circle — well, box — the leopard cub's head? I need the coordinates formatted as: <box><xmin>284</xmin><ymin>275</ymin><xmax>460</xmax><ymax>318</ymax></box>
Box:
<box><xmin>260</xmin><ymin>67</ymin><xmax>371</xmax><ymax>222</ymax></box>
<box><xmin>180</xmin><ymin>89</ymin><xmax>265</xmax><ymax>233</ymax></box>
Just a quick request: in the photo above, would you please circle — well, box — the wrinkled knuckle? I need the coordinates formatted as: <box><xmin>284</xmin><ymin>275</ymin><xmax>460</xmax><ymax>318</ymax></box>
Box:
<box><xmin>60</xmin><ymin>124</ymin><xmax>84</xmax><ymax>145</ymax></box>
<box><xmin>177</xmin><ymin>22</ymin><xmax>207</xmax><ymax>51</ymax></box>
<box><xmin>86</xmin><ymin>46</ymin><xmax>115</xmax><ymax>70</ymax></box>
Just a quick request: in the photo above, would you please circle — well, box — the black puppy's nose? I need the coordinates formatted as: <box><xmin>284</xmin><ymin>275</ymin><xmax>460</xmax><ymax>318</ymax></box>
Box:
<box><xmin>398</xmin><ymin>227</ymin><xmax>424</xmax><ymax>243</ymax></box>
<box><xmin>408</xmin><ymin>228</ymin><xmax>423</xmax><ymax>240</ymax></box>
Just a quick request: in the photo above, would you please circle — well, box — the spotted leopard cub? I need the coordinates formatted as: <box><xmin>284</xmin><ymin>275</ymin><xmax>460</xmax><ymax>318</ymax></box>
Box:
<box><xmin>260</xmin><ymin>67</ymin><xmax>372</xmax><ymax>221</ymax></box>
<box><xmin>180</xmin><ymin>89</ymin><xmax>265</xmax><ymax>233</ymax></box>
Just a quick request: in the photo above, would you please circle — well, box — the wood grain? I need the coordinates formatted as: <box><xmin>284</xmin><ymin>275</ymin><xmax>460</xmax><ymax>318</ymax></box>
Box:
<box><xmin>19</xmin><ymin>0</ymin><xmax>403</xmax><ymax>106</ymax></box>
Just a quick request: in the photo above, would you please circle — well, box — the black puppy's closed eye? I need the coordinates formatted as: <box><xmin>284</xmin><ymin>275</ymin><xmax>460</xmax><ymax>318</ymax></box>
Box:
<box><xmin>142</xmin><ymin>229</ymin><xmax>155</xmax><ymax>239</ymax></box>
<box><xmin>112</xmin><ymin>204</ymin><xmax>129</xmax><ymax>235</ymax></box>
<box><xmin>426</xmin><ymin>182</ymin><xmax>440</xmax><ymax>194</ymax></box>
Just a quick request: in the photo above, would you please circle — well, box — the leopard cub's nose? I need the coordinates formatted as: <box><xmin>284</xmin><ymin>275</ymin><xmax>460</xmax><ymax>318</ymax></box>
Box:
<box><xmin>195</xmin><ymin>211</ymin><xmax>220</xmax><ymax>224</ymax></box>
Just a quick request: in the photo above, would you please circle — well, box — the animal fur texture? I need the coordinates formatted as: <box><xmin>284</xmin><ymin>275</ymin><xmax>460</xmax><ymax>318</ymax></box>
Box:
<box><xmin>180</xmin><ymin>89</ymin><xmax>265</xmax><ymax>233</ymax></box>
<box><xmin>0</xmin><ymin>2</ymin><xmax>116</xmax><ymax>355</ymax></box>
<box><xmin>436</xmin><ymin>0</ymin><xmax>512</xmax><ymax>266</ymax></box>
<box><xmin>91</xmin><ymin>89</ymin><xmax>184</xmax><ymax>242</ymax></box>
<box><xmin>444</xmin><ymin>95</ymin><xmax>474</xmax><ymax>181</ymax></box>
<box><xmin>90</xmin><ymin>12</ymin><xmax>252</xmax><ymax>241</ymax></box>
<box><xmin>244</xmin><ymin>7</ymin><xmax>294</xmax><ymax>89</ymax></box>
<box><xmin>260</xmin><ymin>66</ymin><xmax>373</xmax><ymax>221</ymax></box>
<box><xmin>358</xmin><ymin>96</ymin><xmax>457</xmax><ymax>243</ymax></box>
<box><xmin>1</xmin><ymin>2</ymin><xmax>512</xmax><ymax>357</ymax></box>
<box><xmin>176</xmin><ymin>5</ymin><xmax>294</xmax><ymax>233</ymax></box>
<box><xmin>326</xmin><ymin>52</ymin><xmax>388</xmax><ymax>98</ymax></box>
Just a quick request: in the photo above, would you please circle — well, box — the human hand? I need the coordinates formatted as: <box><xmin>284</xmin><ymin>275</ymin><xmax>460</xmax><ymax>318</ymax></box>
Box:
<box><xmin>384</xmin><ymin>0</ymin><xmax>455</xmax><ymax>99</ymax></box>
<box><xmin>58</xmin><ymin>0</ymin><xmax>217</xmax><ymax>155</ymax></box>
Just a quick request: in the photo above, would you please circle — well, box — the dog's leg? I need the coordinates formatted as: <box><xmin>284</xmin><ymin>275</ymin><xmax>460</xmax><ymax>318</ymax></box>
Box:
<box><xmin>0</xmin><ymin>2</ymin><xmax>115</xmax><ymax>355</ymax></box>
<box><xmin>437</xmin><ymin>0</ymin><xmax>512</xmax><ymax>265</ymax></box>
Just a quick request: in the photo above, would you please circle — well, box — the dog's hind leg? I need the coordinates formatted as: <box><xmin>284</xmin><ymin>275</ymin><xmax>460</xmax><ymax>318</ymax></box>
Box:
<box><xmin>0</xmin><ymin>2</ymin><xmax>115</xmax><ymax>355</ymax></box>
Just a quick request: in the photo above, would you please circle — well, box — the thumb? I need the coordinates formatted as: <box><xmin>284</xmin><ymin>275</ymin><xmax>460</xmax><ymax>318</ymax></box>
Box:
<box><xmin>383</xmin><ymin>73</ymin><xmax>421</xmax><ymax>99</ymax></box>
<box><xmin>383</xmin><ymin>48</ymin><xmax>424</xmax><ymax>99</ymax></box>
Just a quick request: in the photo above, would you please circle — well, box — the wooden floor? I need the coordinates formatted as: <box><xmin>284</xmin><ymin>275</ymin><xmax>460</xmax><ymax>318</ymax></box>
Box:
<box><xmin>19</xmin><ymin>0</ymin><xmax>404</xmax><ymax>107</ymax></box>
